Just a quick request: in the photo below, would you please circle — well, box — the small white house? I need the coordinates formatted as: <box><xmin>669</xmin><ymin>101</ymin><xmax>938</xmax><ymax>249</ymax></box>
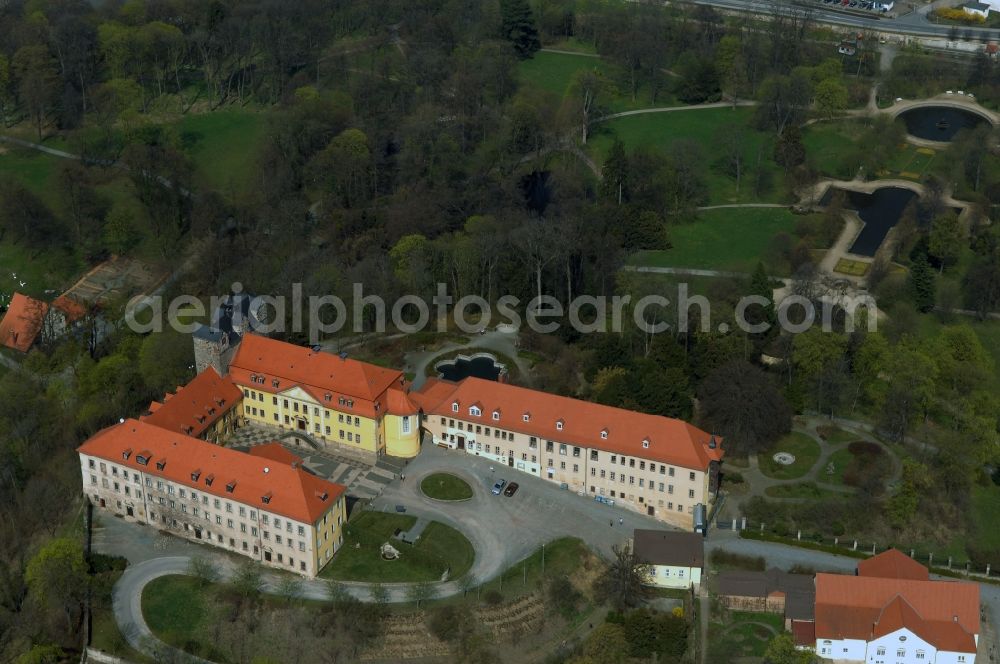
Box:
<box><xmin>632</xmin><ymin>529</ymin><xmax>704</xmax><ymax>590</ymax></box>
<box><xmin>964</xmin><ymin>1</ymin><xmax>990</xmax><ymax>18</ymax></box>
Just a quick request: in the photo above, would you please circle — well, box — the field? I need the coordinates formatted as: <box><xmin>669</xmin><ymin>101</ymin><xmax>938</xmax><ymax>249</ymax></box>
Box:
<box><xmin>320</xmin><ymin>511</ymin><xmax>474</xmax><ymax>583</ymax></box>
<box><xmin>176</xmin><ymin>109</ymin><xmax>269</xmax><ymax>195</ymax></box>
<box><xmin>142</xmin><ymin>576</ymin><xmax>211</xmax><ymax>655</ymax></box>
<box><xmin>815</xmin><ymin>425</ymin><xmax>857</xmax><ymax>445</ymax></box>
<box><xmin>628</xmin><ymin>207</ymin><xmax>798</xmax><ymax>274</ymax></box>
<box><xmin>0</xmin><ymin>241</ymin><xmax>82</xmax><ymax>298</ymax></box>
<box><xmin>764</xmin><ymin>481</ymin><xmax>844</xmax><ymax>500</ymax></box>
<box><xmin>802</xmin><ymin>121</ymin><xmax>865</xmax><ymax>179</ymax></box>
<box><xmin>0</xmin><ymin>145</ymin><xmax>62</xmax><ymax>194</ymax></box>
<box><xmin>887</xmin><ymin>144</ymin><xmax>936</xmax><ymax>180</ymax></box>
<box><xmin>758</xmin><ymin>432</ymin><xmax>822</xmax><ymax>481</ymax></box>
<box><xmin>834</xmin><ymin>257</ymin><xmax>869</xmax><ymax>276</ymax></box>
<box><xmin>588</xmin><ymin>107</ymin><xmax>781</xmax><ymax>204</ymax></box>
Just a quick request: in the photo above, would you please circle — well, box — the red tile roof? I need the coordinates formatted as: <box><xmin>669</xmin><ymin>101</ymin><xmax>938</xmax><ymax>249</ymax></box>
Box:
<box><xmin>814</xmin><ymin>573</ymin><xmax>979</xmax><ymax>653</ymax></box>
<box><xmin>857</xmin><ymin>548</ymin><xmax>929</xmax><ymax>581</ymax></box>
<box><xmin>78</xmin><ymin>419</ymin><xmax>346</xmax><ymax>524</ymax></box>
<box><xmin>228</xmin><ymin>335</ymin><xmax>414</xmax><ymax>418</ymax></box>
<box><xmin>52</xmin><ymin>294</ymin><xmax>88</xmax><ymax>323</ymax></box>
<box><xmin>141</xmin><ymin>367</ymin><xmax>242</xmax><ymax>438</ymax></box>
<box><xmin>0</xmin><ymin>292</ymin><xmax>48</xmax><ymax>352</ymax></box>
<box><xmin>410</xmin><ymin>377</ymin><xmax>460</xmax><ymax>411</ymax></box>
<box><xmin>791</xmin><ymin>620</ymin><xmax>815</xmax><ymax>647</ymax></box>
<box><xmin>418</xmin><ymin>377</ymin><xmax>724</xmax><ymax>470</ymax></box>
<box><xmin>248</xmin><ymin>442</ymin><xmax>304</xmax><ymax>468</ymax></box>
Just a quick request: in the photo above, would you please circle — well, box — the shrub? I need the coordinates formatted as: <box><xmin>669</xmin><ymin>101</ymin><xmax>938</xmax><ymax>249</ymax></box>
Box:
<box><xmin>483</xmin><ymin>590</ymin><xmax>504</xmax><ymax>606</ymax></box>
<box><xmin>88</xmin><ymin>553</ymin><xmax>127</xmax><ymax>574</ymax></box>
<box><xmin>708</xmin><ymin>550</ymin><xmax>765</xmax><ymax>571</ymax></box>
<box><xmin>547</xmin><ymin>576</ymin><xmax>583</xmax><ymax>619</ymax></box>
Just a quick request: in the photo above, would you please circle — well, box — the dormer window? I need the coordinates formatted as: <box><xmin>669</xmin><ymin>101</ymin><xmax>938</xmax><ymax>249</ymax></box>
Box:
<box><xmin>492</xmin><ymin>410</ymin><xmax>500</xmax><ymax>421</ymax></box>
<box><xmin>191</xmin><ymin>469</ymin><xmax>201</xmax><ymax>482</ymax></box>
<box><xmin>601</xmin><ymin>429</ymin><xmax>609</xmax><ymax>440</ymax></box>
<box><xmin>642</xmin><ymin>438</ymin><xmax>650</xmax><ymax>449</ymax></box>
<box><xmin>523</xmin><ymin>412</ymin><xmax>530</xmax><ymax>423</ymax></box>
<box><xmin>316</xmin><ymin>491</ymin><xmax>329</xmax><ymax>501</ymax></box>
<box><xmin>205</xmin><ymin>474</ymin><xmax>215</xmax><ymax>486</ymax></box>
<box><xmin>261</xmin><ymin>492</ymin><xmax>272</xmax><ymax>504</ymax></box>
<box><xmin>122</xmin><ymin>448</ymin><xmax>132</xmax><ymax>461</ymax></box>
<box><xmin>196</xmin><ymin>415</ymin><xmax>207</xmax><ymax>423</ymax></box>
<box><xmin>136</xmin><ymin>453</ymin><xmax>150</xmax><ymax>466</ymax></box>
<box><xmin>469</xmin><ymin>406</ymin><xmax>481</xmax><ymax>417</ymax></box>
<box><xmin>272</xmin><ymin>379</ymin><xmax>280</xmax><ymax>388</ymax></box>
<box><xmin>556</xmin><ymin>419</ymin><xmax>564</xmax><ymax>431</ymax></box>
<box><xmin>324</xmin><ymin>393</ymin><xmax>332</xmax><ymax>402</ymax></box>
<box><xmin>225</xmin><ymin>481</ymin><xmax>236</xmax><ymax>493</ymax></box>
<box><xmin>156</xmin><ymin>459</ymin><xmax>167</xmax><ymax>471</ymax></box>
<box><xmin>452</xmin><ymin>402</ymin><xmax>459</xmax><ymax>413</ymax></box>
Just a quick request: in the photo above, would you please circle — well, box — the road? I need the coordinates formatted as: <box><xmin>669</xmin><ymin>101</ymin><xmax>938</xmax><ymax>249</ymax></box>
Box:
<box><xmin>680</xmin><ymin>0</ymin><xmax>1000</xmax><ymax>39</ymax></box>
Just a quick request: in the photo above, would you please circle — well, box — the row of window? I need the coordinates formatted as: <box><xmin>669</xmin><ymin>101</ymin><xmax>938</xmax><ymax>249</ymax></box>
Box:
<box><xmin>593</xmin><ymin>487</ymin><xmax>688</xmax><ymax>512</ymax></box>
<box><xmin>243</xmin><ymin>389</ymin><xmax>363</xmax><ymax>426</ymax></box>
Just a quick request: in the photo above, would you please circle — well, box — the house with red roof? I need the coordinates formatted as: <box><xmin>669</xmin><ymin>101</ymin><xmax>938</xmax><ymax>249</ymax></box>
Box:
<box><xmin>0</xmin><ymin>293</ymin><xmax>49</xmax><ymax>352</ymax></box>
<box><xmin>814</xmin><ymin>549</ymin><xmax>979</xmax><ymax>662</ymax></box>
<box><xmin>228</xmin><ymin>334</ymin><xmax>421</xmax><ymax>460</ymax></box>
<box><xmin>414</xmin><ymin>376</ymin><xmax>724</xmax><ymax>529</ymax></box>
<box><xmin>78</xmin><ymin>419</ymin><xmax>347</xmax><ymax>577</ymax></box>
<box><xmin>141</xmin><ymin>367</ymin><xmax>243</xmax><ymax>443</ymax></box>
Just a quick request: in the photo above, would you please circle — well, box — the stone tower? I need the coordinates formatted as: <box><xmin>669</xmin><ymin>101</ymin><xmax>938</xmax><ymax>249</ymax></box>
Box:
<box><xmin>192</xmin><ymin>293</ymin><xmax>262</xmax><ymax>376</ymax></box>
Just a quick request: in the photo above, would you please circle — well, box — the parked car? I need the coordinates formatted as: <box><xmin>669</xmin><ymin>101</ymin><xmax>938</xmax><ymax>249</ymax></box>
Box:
<box><xmin>491</xmin><ymin>479</ymin><xmax>507</xmax><ymax>495</ymax></box>
<box><xmin>503</xmin><ymin>482</ymin><xmax>519</xmax><ymax>497</ymax></box>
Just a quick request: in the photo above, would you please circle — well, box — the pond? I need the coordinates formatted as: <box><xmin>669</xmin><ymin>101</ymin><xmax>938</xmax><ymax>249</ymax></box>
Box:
<box><xmin>435</xmin><ymin>353</ymin><xmax>508</xmax><ymax>382</ymax></box>
<box><xmin>898</xmin><ymin>106</ymin><xmax>989</xmax><ymax>142</ymax></box>
<box><xmin>822</xmin><ymin>186</ymin><xmax>918</xmax><ymax>257</ymax></box>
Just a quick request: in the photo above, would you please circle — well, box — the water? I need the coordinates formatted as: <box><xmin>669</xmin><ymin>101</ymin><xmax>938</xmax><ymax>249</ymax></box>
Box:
<box><xmin>821</xmin><ymin>187</ymin><xmax>918</xmax><ymax>257</ymax></box>
<box><xmin>436</xmin><ymin>355</ymin><xmax>505</xmax><ymax>382</ymax></box>
<box><xmin>898</xmin><ymin>106</ymin><xmax>988</xmax><ymax>142</ymax></box>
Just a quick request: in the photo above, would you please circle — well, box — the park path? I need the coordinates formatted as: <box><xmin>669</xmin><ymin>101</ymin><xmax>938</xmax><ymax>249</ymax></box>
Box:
<box><xmin>595</xmin><ymin>100</ymin><xmax>757</xmax><ymax>124</ymax></box>
<box><xmin>696</xmin><ymin>203</ymin><xmax>787</xmax><ymax>211</ymax></box>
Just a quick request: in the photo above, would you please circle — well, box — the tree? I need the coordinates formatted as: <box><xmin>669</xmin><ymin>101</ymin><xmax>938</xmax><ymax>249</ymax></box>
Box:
<box><xmin>307</xmin><ymin>128</ymin><xmax>374</xmax><ymax>209</ymax></box>
<box><xmin>908</xmin><ymin>253</ymin><xmax>936</xmax><ymax>313</ymax></box>
<box><xmin>275</xmin><ymin>575</ymin><xmax>302</xmax><ymax>603</ymax></box>
<box><xmin>595</xmin><ymin>544</ymin><xmax>651</xmax><ymax>611</ymax></box>
<box><xmin>25</xmin><ymin>538</ymin><xmax>89</xmax><ymax>631</ymax></box>
<box><xmin>231</xmin><ymin>563</ymin><xmax>264</xmax><ymax>603</ymax></box>
<box><xmin>763</xmin><ymin>633</ymin><xmax>813</xmax><ymax>663</ymax></box>
<box><xmin>601</xmin><ymin>140</ymin><xmax>629</xmax><ymax>204</ymax></box>
<box><xmin>813</xmin><ymin>78</ymin><xmax>848</xmax><ymax>118</ymax></box>
<box><xmin>963</xmin><ymin>253</ymin><xmax>1000</xmax><ymax>319</ymax></box>
<box><xmin>928</xmin><ymin>213</ymin><xmax>963</xmax><ymax>271</ymax></box>
<box><xmin>325</xmin><ymin>579</ymin><xmax>350</xmax><ymax>604</ymax></box>
<box><xmin>12</xmin><ymin>45</ymin><xmax>58</xmax><ymax>140</ymax></box>
<box><xmin>103</xmin><ymin>202</ymin><xmax>143</xmax><ymax>255</ymax></box>
<box><xmin>566</xmin><ymin>68</ymin><xmax>611</xmax><ymax>144</ymax></box>
<box><xmin>369</xmin><ymin>582</ymin><xmax>390</xmax><ymax>607</ymax></box>
<box><xmin>698</xmin><ymin>361</ymin><xmax>792</xmax><ymax>456</ymax></box>
<box><xmin>139</xmin><ymin>330</ymin><xmax>194</xmax><ymax>394</ymax></box>
<box><xmin>188</xmin><ymin>557</ymin><xmax>220</xmax><ymax>587</ymax></box>
<box><xmin>500</xmin><ymin>0</ymin><xmax>541</xmax><ymax>59</ymax></box>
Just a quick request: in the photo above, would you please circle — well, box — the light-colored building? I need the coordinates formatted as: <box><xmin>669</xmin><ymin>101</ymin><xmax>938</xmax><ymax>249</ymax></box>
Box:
<box><xmin>415</xmin><ymin>377</ymin><xmax>724</xmax><ymax>529</ymax></box>
<box><xmin>78</xmin><ymin>419</ymin><xmax>348</xmax><ymax>577</ymax></box>
<box><xmin>814</xmin><ymin>550</ymin><xmax>979</xmax><ymax>663</ymax></box>
<box><xmin>228</xmin><ymin>334</ymin><xmax>421</xmax><ymax>460</ymax></box>
<box><xmin>963</xmin><ymin>1</ymin><xmax>990</xmax><ymax>18</ymax></box>
<box><xmin>632</xmin><ymin>529</ymin><xmax>704</xmax><ymax>590</ymax></box>
<box><xmin>141</xmin><ymin>366</ymin><xmax>243</xmax><ymax>443</ymax></box>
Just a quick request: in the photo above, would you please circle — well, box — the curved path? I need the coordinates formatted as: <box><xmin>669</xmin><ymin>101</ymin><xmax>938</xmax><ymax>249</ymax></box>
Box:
<box><xmin>595</xmin><ymin>100</ymin><xmax>756</xmax><ymax>124</ymax></box>
<box><xmin>106</xmin><ymin>444</ymin><xmax>672</xmax><ymax>660</ymax></box>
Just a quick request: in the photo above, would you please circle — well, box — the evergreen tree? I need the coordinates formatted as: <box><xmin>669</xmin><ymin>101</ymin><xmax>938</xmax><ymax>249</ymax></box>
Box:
<box><xmin>909</xmin><ymin>253</ymin><xmax>936</xmax><ymax>313</ymax></box>
<box><xmin>601</xmin><ymin>140</ymin><xmax>629</xmax><ymax>203</ymax></box>
<box><xmin>500</xmin><ymin>0</ymin><xmax>541</xmax><ymax>59</ymax></box>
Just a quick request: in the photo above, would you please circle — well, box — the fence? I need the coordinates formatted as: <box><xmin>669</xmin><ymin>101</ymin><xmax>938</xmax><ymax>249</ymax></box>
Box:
<box><xmin>717</xmin><ymin>516</ymin><xmax>999</xmax><ymax>582</ymax></box>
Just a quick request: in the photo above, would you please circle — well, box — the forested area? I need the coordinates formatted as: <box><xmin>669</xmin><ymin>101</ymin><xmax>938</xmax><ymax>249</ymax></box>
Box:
<box><xmin>0</xmin><ymin>0</ymin><xmax>999</xmax><ymax>660</ymax></box>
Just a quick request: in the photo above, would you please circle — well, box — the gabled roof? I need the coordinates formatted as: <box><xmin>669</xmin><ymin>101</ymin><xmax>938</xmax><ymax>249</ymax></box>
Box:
<box><xmin>0</xmin><ymin>292</ymin><xmax>48</xmax><ymax>352</ymax></box>
<box><xmin>814</xmin><ymin>573</ymin><xmax>979</xmax><ymax>652</ymax></box>
<box><xmin>633</xmin><ymin>529</ymin><xmax>704</xmax><ymax>568</ymax></box>
<box><xmin>248</xmin><ymin>442</ymin><xmax>304</xmax><ymax>468</ymax></box>
<box><xmin>717</xmin><ymin>568</ymin><xmax>816</xmax><ymax>621</ymax></box>
<box><xmin>52</xmin><ymin>294</ymin><xmax>88</xmax><ymax>323</ymax></box>
<box><xmin>77</xmin><ymin>419</ymin><xmax>346</xmax><ymax>525</ymax></box>
<box><xmin>228</xmin><ymin>335</ymin><xmax>412</xmax><ymax>417</ymax></box>
<box><xmin>858</xmin><ymin>548</ymin><xmax>929</xmax><ymax>581</ymax></box>
<box><xmin>141</xmin><ymin>367</ymin><xmax>242</xmax><ymax>438</ymax></box>
<box><xmin>418</xmin><ymin>377</ymin><xmax>724</xmax><ymax>470</ymax></box>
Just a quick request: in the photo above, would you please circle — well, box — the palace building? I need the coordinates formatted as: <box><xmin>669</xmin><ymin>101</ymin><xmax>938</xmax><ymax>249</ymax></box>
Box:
<box><xmin>228</xmin><ymin>334</ymin><xmax>421</xmax><ymax>460</ymax></box>
<box><xmin>141</xmin><ymin>367</ymin><xmax>243</xmax><ymax>443</ymax></box>
<box><xmin>414</xmin><ymin>377</ymin><xmax>724</xmax><ymax>529</ymax></box>
<box><xmin>78</xmin><ymin>419</ymin><xmax>347</xmax><ymax>577</ymax></box>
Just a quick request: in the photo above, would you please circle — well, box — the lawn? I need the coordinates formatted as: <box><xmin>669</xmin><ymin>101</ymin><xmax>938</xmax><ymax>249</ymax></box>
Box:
<box><xmin>321</xmin><ymin>511</ymin><xmax>474</xmax><ymax>582</ymax></box>
<box><xmin>802</xmin><ymin>120</ymin><xmax>865</xmax><ymax>179</ymax></box>
<box><xmin>518</xmin><ymin>51</ymin><xmax>676</xmax><ymax>112</ymax></box>
<box><xmin>971</xmin><ymin>484</ymin><xmax>1000</xmax><ymax>553</ymax></box>
<box><xmin>0</xmin><ymin>240</ymin><xmax>83</xmax><ymax>298</ymax></box>
<box><xmin>142</xmin><ymin>575</ymin><xmax>210</xmax><ymax>652</ymax></box>
<box><xmin>815</xmin><ymin>425</ymin><xmax>858</xmax><ymax>445</ymax></box>
<box><xmin>420</xmin><ymin>472</ymin><xmax>474</xmax><ymax>500</ymax></box>
<box><xmin>758</xmin><ymin>432</ymin><xmax>822</xmax><ymax>480</ymax></box>
<box><xmin>588</xmin><ymin>107</ymin><xmax>782</xmax><ymax>204</ymax></box>
<box><xmin>473</xmin><ymin>537</ymin><xmax>597</xmax><ymax>602</ymax></box>
<box><xmin>707</xmin><ymin>610</ymin><xmax>783</xmax><ymax>660</ymax></box>
<box><xmin>0</xmin><ymin>145</ymin><xmax>62</xmax><ymax>194</ymax></box>
<box><xmin>628</xmin><ymin>207</ymin><xmax>799</xmax><ymax>274</ymax></box>
<box><xmin>176</xmin><ymin>109</ymin><xmax>269</xmax><ymax>195</ymax></box>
